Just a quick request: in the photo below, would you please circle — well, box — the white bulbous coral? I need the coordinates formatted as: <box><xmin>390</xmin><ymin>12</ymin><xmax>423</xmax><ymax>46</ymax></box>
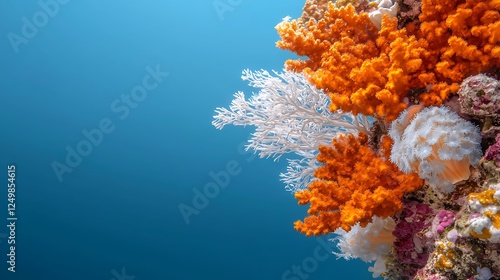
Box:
<box><xmin>368</xmin><ymin>0</ymin><xmax>398</xmax><ymax>29</ymax></box>
<box><xmin>212</xmin><ymin>69</ymin><xmax>371</xmax><ymax>192</ymax></box>
<box><xmin>388</xmin><ymin>105</ymin><xmax>482</xmax><ymax>196</ymax></box>
<box><xmin>332</xmin><ymin>217</ymin><xmax>396</xmax><ymax>278</ymax></box>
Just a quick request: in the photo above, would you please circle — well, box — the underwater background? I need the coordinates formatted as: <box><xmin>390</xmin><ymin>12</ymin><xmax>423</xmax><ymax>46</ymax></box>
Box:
<box><xmin>0</xmin><ymin>1</ymin><xmax>373</xmax><ymax>280</ymax></box>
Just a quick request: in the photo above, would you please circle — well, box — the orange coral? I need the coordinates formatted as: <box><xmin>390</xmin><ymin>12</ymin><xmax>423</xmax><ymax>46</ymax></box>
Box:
<box><xmin>294</xmin><ymin>133</ymin><xmax>423</xmax><ymax>235</ymax></box>
<box><xmin>276</xmin><ymin>3</ymin><xmax>429</xmax><ymax>121</ymax></box>
<box><xmin>276</xmin><ymin>0</ymin><xmax>500</xmax><ymax>120</ymax></box>
<box><xmin>416</xmin><ymin>0</ymin><xmax>500</xmax><ymax>105</ymax></box>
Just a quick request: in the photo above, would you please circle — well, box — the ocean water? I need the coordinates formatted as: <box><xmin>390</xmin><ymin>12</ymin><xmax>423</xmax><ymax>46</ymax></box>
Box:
<box><xmin>0</xmin><ymin>1</ymin><xmax>373</xmax><ymax>279</ymax></box>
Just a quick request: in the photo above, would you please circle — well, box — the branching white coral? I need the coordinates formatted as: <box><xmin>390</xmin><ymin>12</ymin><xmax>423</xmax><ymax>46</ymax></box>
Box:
<box><xmin>213</xmin><ymin>69</ymin><xmax>371</xmax><ymax>191</ymax></box>
<box><xmin>279</xmin><ymin>151</ymin><xmax>319</xmax><ymax>193</ymax></box>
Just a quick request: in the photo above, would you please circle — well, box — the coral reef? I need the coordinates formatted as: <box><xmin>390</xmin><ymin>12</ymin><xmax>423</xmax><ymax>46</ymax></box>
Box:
<box><xmin>276</xmin><ymin>3</ymin><xmax>427</xmax><ymax>121</ymax></box>
<box><xmin>214</xmin><ymin>0</ymin><xmax>500</xmax><ymax>278</ymax></box>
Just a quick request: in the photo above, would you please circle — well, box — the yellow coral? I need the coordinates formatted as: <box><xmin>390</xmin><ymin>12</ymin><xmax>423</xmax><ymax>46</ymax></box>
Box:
<box><xmin>434</xmin><ymin>241</ymin><xmax>457</xmax><ymax>270</ymax></box>
<box><xmin>468</xmin><ymin>187</ymin><xmax>500</xmax><ymax>242</ymax></box>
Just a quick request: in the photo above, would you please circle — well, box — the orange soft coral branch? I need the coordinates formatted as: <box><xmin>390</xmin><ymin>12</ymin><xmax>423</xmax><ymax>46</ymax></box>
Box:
<box><xmin>276</xmin><ymin>3</ymin><xmax>429</xmax><ymax>121</ymax></box>
<box><xmin>294</xmin><ymin>133</ymin><xmax>423</xmax><ymax>236</ymax></box>
<box><xmin>276</xmin><ymin>4</ymin><xmax>377</xmax><ymax>72</ymax></box>
<box><xmin>416</xmin><ymin>0</ymin><xmax>500</xmax><ymax>105</ymax></box>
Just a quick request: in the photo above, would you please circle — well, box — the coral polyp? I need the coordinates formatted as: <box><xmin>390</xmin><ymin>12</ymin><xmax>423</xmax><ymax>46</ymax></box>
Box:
<box><xmin>388</xmin><ymin>105</ymin><xmax>482</xmax><ymax>196</ymax></box>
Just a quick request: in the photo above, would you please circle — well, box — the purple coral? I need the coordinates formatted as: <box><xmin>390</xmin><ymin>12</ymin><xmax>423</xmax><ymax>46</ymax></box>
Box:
<box><xmin>431</xmin><ymin>210</ymin><xmax>455</xmax><ymax>236</ymax></box>
<box><xmin>397</xmin><ymin>0</ymin><xmax>422</xmax><ymax>28</ymax></box>
<box><xmin>458</xmin><ymin>74</ymin><xmax>500</xmax><ymax>118</ymax></box>
<box><xmin>484</xmin><ymin>135</ymin><xmax>500</xmax><ymax>168</ymax></box>
<box><xmin>393</xmin><ymin>201</ymin><xmax>434</xmax><ymax>277</ymax></box>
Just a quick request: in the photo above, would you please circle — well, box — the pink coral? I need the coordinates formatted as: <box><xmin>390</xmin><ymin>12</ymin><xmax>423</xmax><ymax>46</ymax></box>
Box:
<box><xmin>484</xmin><ymin>135</ymin><xmax>500</xmax><ymax>168</ymax></box>
<box><xmin>458</xmin><ymin>73</ymin><xmax>500</xmax><ymax>119</ymax></box>
<box><xmin>392</xmin><ymin>201</ymin><xmax>434</xmax><ymax>277</ymax></box>
<box><xmin>432</xmin><ymin>210</ymin><xmax>455</xmax><ymax>236</ymax></box>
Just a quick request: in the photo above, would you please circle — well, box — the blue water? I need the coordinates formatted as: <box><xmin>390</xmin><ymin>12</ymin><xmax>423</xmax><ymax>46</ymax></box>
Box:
<box><xmin>0</xmin><ymin>1</ymin><xmax>372</xmax><ymax>279</ymax></box>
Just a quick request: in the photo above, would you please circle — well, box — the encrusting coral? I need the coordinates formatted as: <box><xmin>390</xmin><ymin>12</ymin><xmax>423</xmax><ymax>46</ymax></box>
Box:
<box><xmin>391</xmin><ymin>201</ymin><xmax>434</xmax><ymax>278</ymax></box>
<box><xmin>294</xmin><ymin>133</ymin><xmax>423</xmax><ymax>234</ymax></box>
<box><xmin>299</xmin><ymin>0</ymin><xmax>331</xmax><ymax>22</ymax></box>
<box><xmin>458</xmin><ymin>74</ymin><xmax>500</xmax><ymax>119</ymax></box>
<box><xmin>467</xmin><ymin>183</ymin><xmax>500</xmax><ymax>242</ymax></box>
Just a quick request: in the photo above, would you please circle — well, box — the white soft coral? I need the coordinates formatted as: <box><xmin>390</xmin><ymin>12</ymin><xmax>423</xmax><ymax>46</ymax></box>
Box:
<box><xmin>332</xmin><ymin>217</ymin><xmax>396</xmax><ymax>278</ymax></box>
<box><xmin>389</xmin><ymin>105</ymin><xmax>482</xmax><ymax>196</ymax></box>
<box><xmin>213</xmin><ymin>69</ymin><xmax>371</xmax><ymax>192</ymax></box>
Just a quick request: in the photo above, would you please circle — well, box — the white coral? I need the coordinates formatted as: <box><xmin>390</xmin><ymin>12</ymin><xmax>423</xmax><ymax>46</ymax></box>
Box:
<box><xmin>213</xmin><ymin>69</ymin><xmax>371</xmax><ymax>192</ymax></box>
<box><xmin>389</xmin><ymin>106</ymin><xmax>482</xmax><ymax>196</ymax></box>
<box><xmin>368</xmin><ymin>0</ymin><xmax>399</xmax><ymax>29</ymax></box>
<box><xmin>332</xmin><ymin>217</ymin><xmax>396</xmax><ymax>263</ymax></box>
<box><xmin>332</xmin><ymin>217</ymin><xmax>395</xmax><ymax>278</ymax></box>
<box><xmin>279</xmin><ymin>151</ymin><xmax>319</xmax><ymax>193</ymax></box>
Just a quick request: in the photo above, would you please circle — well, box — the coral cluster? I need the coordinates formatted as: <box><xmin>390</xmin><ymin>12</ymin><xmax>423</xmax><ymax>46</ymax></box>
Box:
<box><xmin>468</xmin><ymin>183</ymin><xmax>500</xmax><ymax>242</ymax></box>
<box><xmin>214</xmin><ymin>0</ymin><xmax>500</xmax><ymax>279</ymax></box>
<box><xmin>294</xmin><ymin>133</ymin><xmax>422</xmax><ymax>234</ymax></box>
<box><xmin>276</xmin><ymin>3</ymin><xmax>427</xmax><ymax>121</ymax></box>
<box><xmin>391</xmin><ymin>201</ymin><xmax>434</xmax><ymax>277</ymax></box>
<box><xmin>212</xmin><ymin>69</ymin><xmax>370</xmax><ymax>192</ymax></box>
